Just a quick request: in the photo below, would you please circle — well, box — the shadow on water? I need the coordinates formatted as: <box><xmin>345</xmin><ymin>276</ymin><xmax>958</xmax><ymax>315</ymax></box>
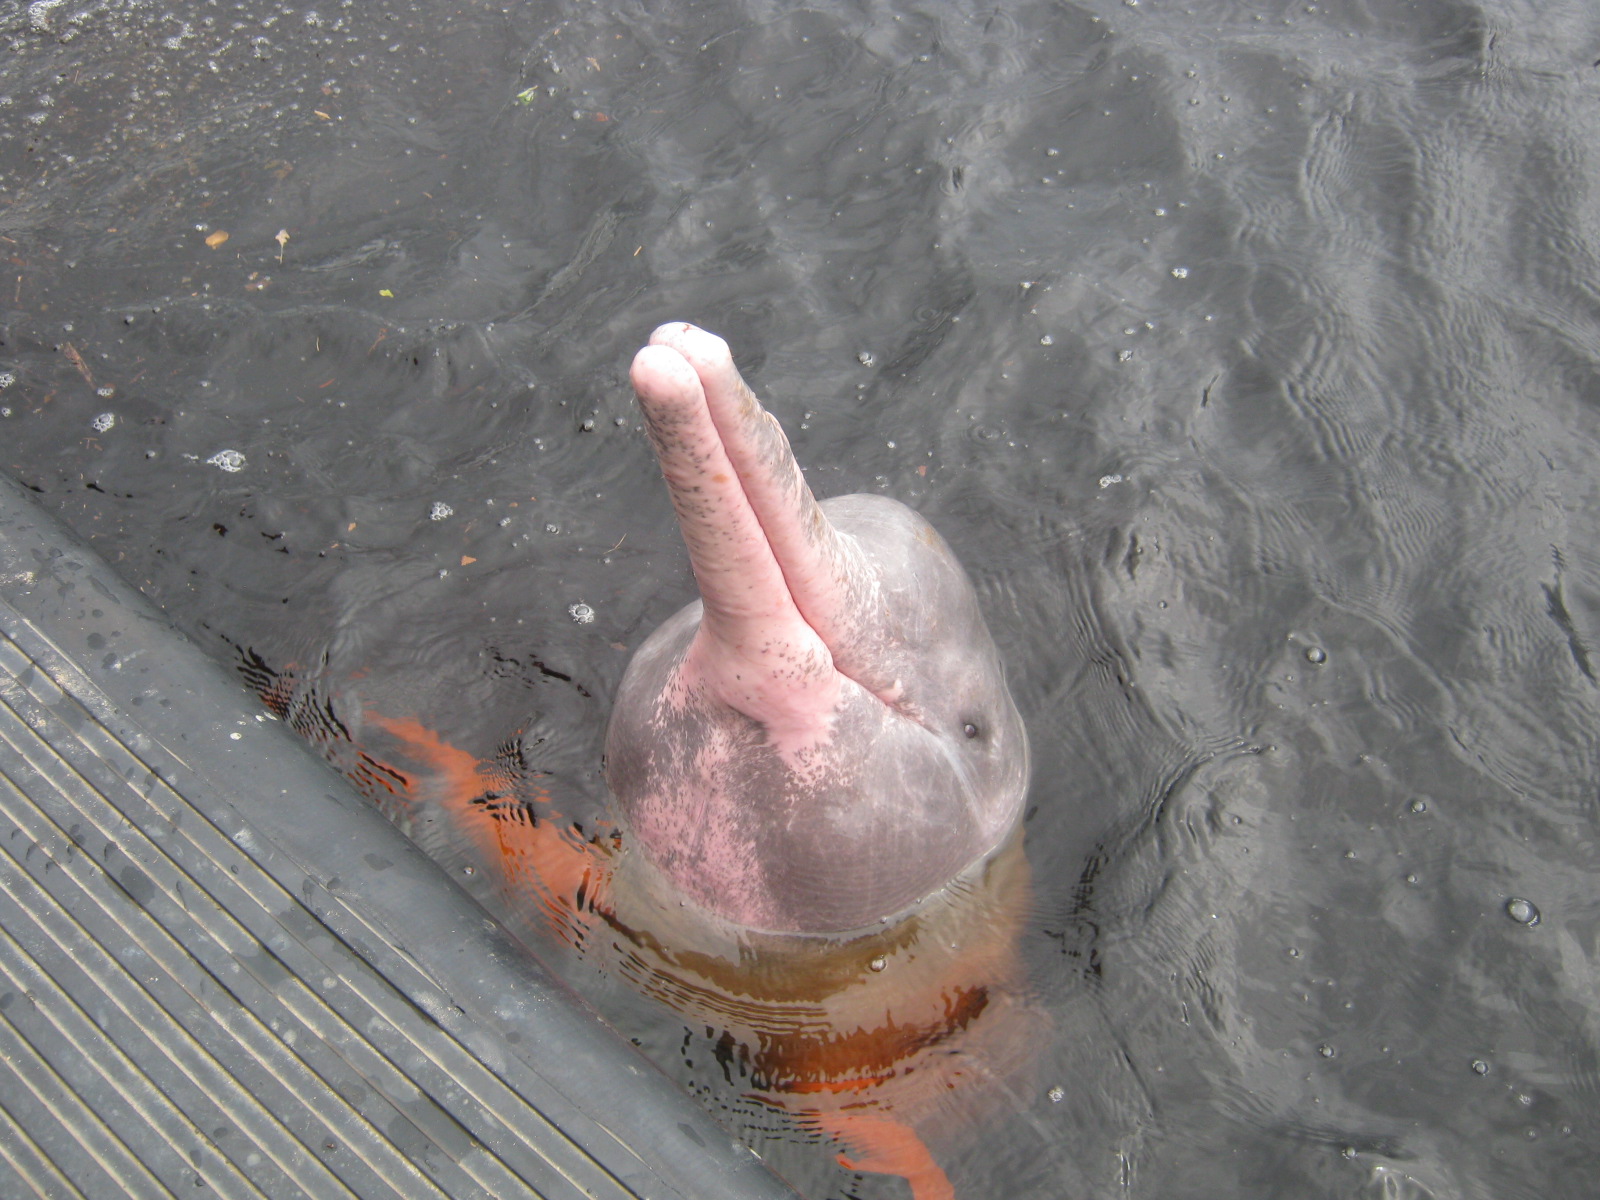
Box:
<box><xmin>6</xmin><ymin>0</ymin><xmax>1600</xmax><ymax>1195</ymax></box>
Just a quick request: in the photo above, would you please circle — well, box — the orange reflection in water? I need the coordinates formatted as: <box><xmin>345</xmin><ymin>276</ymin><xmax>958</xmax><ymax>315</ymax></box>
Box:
<box><xmin>364</xmin><ymin>712</ymin><xmax>1041</xmax><ymax>1200</ymax></box>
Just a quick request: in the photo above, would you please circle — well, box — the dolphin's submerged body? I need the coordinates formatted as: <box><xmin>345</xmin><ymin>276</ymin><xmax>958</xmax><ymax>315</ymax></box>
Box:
<box><xmin>329</xmin><ymin>324</ymin><xmax>1038</xmax><ymax>1199</ymax></box>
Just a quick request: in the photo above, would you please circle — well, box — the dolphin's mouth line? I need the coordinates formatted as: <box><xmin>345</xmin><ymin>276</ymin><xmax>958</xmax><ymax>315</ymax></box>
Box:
<box><xmin>738</xmin><ymin>502</ymin><xmax>914</xmax><ymax>720</ymax></box>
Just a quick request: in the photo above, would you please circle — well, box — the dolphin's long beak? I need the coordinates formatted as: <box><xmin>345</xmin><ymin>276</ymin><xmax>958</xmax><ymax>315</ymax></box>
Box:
<box><xmin>630</xmin><ymin>324</ymin><xmax>897</xmax><ymax>724</ymax></box>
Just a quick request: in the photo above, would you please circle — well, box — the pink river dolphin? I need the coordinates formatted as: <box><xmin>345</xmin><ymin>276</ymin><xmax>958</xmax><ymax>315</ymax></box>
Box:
<box><xmin>608</xmin><ymin>322</ymin><xmax>1031</xmax><ymax>933</ymax></box>
<box><xmin>309</xmin><ymin>322</ymin><xmax>1038</xmax><ymax>1198</ymax></box>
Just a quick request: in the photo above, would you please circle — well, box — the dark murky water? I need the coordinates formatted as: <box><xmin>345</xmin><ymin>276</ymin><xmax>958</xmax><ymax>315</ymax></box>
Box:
<box><xmin>6</xmin><ymin>0</ymin><xmax>1600</xmax><ymax>1195</ymax></box>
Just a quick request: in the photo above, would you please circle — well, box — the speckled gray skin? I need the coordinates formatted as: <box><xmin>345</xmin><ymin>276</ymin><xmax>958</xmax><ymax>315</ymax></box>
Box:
<box><xmin>607</xmin><ymin>323</ymin><xmax>1029</xmax><ymax>934</ymax></box>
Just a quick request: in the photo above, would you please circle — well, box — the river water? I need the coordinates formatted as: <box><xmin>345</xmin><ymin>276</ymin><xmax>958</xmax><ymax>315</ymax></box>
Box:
<box><xmin>4</xmin><ymin>1</ymin><xmax>1600</xmax><ymax>1196</ymax></box>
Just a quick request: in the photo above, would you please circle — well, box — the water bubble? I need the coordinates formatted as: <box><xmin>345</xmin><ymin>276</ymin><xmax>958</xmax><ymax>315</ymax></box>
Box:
<box><xmin>1170</xmin><ymin>266</ymin><xmax>1190</xmax><ymax>279</ymax></box>
<box><xmin>1318</xmin><ymin>1043</ymin><xmax>1335</xmax><ymax>1058</ymax></box>
<box><xmin>206</xmin><ymin>449</ymin><xmax>245</xmax><ymax>472</ymax></box>
<box><xmin>856</xmin><ymin>350</ymin><xmax>876</xmax><ymax>367</ymax></box>
<box><xmin>1304</xmin><ymin>646</ymin><xmax>1326</xmax><ymax>664</ymax></box>
<box><xmin>1505</xmin><ymin>897</ymin><xmax>1540</xmax><ymax>926</ymax></box>
<box><xmin>1408</xmin><ymin>798</ymin><xmax>1427</xmax><ymax>814</ymax></box>
<box><xmin>1116</xmin><ymin>348</ymin><xmax>1133</xmax><ymax>363</ymax></box>
<box><xmin>1047</xmin><ymin>1085</ymin><xmax>1065</xmax><ymax>1103</ymax></box>
<box><xmin>868</xmin><ymin>955</ymin><xmax>887</xmax><ymax>972</ymax></box>
<box><xmin>28</xmin><ymin>0</ymin><xmax>68</xmax><ymax>33</ymax></box>
<box><xmin>580</xmin><ymin>417</ymin><xmax>595</xmax><ymax>432</ymax></box>
<box><xmin>1040</xmin><ymin>335</ymin><xmax>1054</xmax><ymax>346</ymax></box>
<box><xmin>1471</xmin><ymin>1059</ymin><xmax>1490</xmax><ymax>1076</ymax></box>
<box><xmin>91</xmin><ymin>412</ymin><xmax>115</xmax><ymax>433</ymax></box>
<box><xmin>96</xmin><ymin>386</ymin><xmax>114</xmax><ymax>398</ymax></box>
<box><xmin>429</xmin><ymin>501</ymin><xmax>454</xmax><ymax>521</ymax></box>
<box><xmin>568</xmin><ymin>602</ymin><xmax>595</xmax><ymax>624</ymax></box>
<box><xmin>1098</xmin><ymin>473</ymin><xmax>1123</xmax><ymax>489</ymax></box>
<box><xmin>0</xmin><ymin>372</ymin><xmax>14</xmax><ymax>389</ymax></box>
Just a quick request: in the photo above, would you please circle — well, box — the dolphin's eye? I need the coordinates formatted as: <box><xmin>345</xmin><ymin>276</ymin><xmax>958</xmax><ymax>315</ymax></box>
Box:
<box><xmin>962</xmin><ymin>721</ymin><xmax>981</xmax><ymax>740</ymax></box>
